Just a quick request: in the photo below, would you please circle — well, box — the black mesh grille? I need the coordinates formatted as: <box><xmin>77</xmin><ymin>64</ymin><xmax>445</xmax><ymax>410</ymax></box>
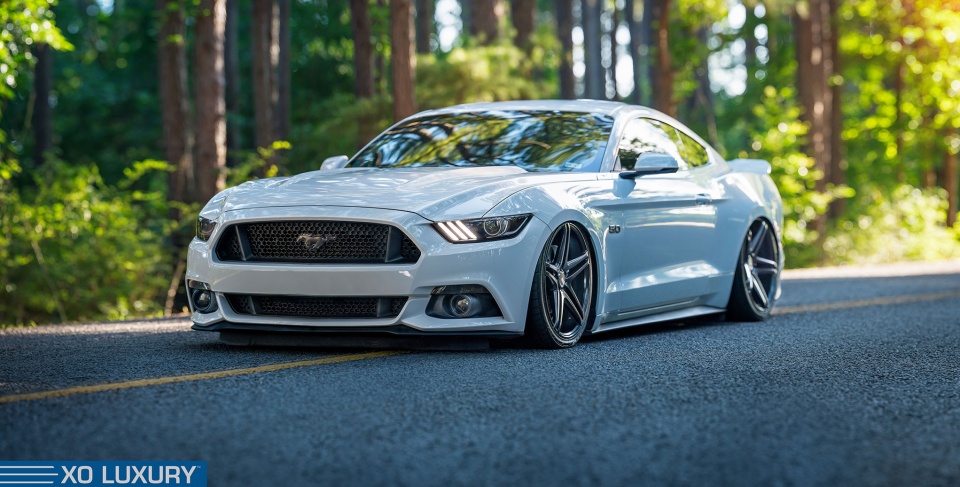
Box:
<box><xmin>229</xmin><ymin>294</ymin><xmax>254</xmax><ymax>314</ymax></box>
<box><xmin>215</xmin><ymin>221</ymin><xmax>420</xmax><ymax>264</ymax></box>
<box><xmin>390</xmin><ymin>297</ymin><xmax>406</xmax><ymax>316</ymax></box>
<box><xmin>400</xmin><ymin>235</ymin><xmax>421</xmax><ymax>261</ymax></box>
<box><xmin>226</xmin><ymin>294</ymin><xmax>407</xmax><ymax>319</ymax></box>
<box><xmin>218</xmin><ymin>228</ymin><xmax>244</xmax><ymax>260</ymax></box>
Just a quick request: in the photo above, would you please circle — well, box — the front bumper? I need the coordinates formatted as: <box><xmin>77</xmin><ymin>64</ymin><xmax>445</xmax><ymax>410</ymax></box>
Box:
<box><xmin>186</xmin><ymin>206</ymin><xmax>546</xmax><ymax>335</ymax></box>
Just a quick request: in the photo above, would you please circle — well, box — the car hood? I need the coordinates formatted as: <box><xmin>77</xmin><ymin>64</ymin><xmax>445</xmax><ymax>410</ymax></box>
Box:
<box><xmin>220</xmin><ymin>166</ymin><xmax>597</xmax><ymax>220</ymax></box>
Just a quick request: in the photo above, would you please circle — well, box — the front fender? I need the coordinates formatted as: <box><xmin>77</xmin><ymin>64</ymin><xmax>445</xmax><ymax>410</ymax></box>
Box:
<box><xmin>485</xmin><ymin>181</ymin><xmax>620</xmax><ymax>326</ymax></box>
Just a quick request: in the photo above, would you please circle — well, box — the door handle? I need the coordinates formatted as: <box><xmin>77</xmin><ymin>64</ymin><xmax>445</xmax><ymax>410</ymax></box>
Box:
<box><xmin>696</xmin><ymin>194</ymin><xmax>712</xmax><ymax>206</ymax></box>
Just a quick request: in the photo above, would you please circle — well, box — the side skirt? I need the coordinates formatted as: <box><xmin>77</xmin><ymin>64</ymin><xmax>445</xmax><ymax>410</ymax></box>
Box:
<box><xmin>590</xmin><ymin>305</ymin><xmax>726</xmax><ymax>335</ymax></box>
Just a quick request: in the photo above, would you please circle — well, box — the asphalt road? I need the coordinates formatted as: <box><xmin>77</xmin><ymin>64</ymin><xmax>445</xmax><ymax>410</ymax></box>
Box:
<box><xmin>2</xmin><ymin>261</ymin><xmax>960</xmax><ymax>486</ymax></box>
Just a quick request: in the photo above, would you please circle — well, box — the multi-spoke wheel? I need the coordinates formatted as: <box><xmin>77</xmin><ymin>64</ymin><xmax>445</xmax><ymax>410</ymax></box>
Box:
<box><xmin>727</xmin><ymin>219</ymin><xmax>781</xmax><ymax>321</ymax></box>
<box><xmin>525</xmin><ymin>222</ymin><xmax>594</xmax><ymax>348</ymax></box>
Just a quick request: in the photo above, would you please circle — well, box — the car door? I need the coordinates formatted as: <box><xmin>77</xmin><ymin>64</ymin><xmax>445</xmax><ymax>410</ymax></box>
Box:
<box><xmin>612</xmin><ymin>118</ymin><xmax>719</xmax><ymax>316</ymax></box>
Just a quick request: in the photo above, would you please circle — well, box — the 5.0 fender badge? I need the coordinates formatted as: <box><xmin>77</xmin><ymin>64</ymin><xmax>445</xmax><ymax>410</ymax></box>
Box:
<box><xmin>296</xmin><ymin>233</ymin><xmax>337</xmax><ymax>251</ymax></box>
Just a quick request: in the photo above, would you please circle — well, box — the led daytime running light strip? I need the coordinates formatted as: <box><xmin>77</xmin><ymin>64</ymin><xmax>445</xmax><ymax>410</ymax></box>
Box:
<box><xmin>436</xmin><ymin>221</ymin><xmax>478</xmax><ymax>241</ymax></box>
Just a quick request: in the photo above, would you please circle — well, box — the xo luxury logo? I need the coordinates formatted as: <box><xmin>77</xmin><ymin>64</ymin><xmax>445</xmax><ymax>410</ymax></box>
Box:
<box><xmin>0</xmin><ymin>461</ymin><xmax>206</xmax><ymax>486</ymax></box>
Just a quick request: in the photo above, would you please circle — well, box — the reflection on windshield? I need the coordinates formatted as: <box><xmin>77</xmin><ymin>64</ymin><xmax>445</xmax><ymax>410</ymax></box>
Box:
<box><xmin>348</xmin><ymin>110</ymin><xmax>614</xmax><ymax>172</ymax></box>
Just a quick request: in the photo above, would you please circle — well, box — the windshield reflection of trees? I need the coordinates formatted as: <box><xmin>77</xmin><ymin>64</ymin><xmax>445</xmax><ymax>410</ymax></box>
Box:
<box><xmin>349</xmin><ymin>111</ymin><xmax>614</xmax><ymax>172</ymax></box>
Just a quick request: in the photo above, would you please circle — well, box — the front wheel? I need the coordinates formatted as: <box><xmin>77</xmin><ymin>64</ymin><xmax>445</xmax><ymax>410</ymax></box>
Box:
<box><xmin>727</xmin><ymin>219</ymin><xmax>781</xmax><ymax>321</ymax></box>
<box><xmin>524</xmin><ymin>222</ymin><xmax>594</xmax><ymax>348</ymax></box>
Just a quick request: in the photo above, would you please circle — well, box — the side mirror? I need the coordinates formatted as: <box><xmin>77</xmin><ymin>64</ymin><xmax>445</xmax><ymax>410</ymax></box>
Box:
<box><xmin>619</xmin><ymin>152</ymin><xmax>680</xmax><ymax>179</ymax></box>
<box><xmin>320</xmin><ymin>155</ymin><xmax>349</xmax><ymax>170</ymax></box>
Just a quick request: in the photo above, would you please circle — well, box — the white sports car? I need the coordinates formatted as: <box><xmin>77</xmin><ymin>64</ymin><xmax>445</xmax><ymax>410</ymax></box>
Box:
<box><xmin>186</xmin><ymin>100</ymin><xmax>783</xmax><ymax>348</ymax></box>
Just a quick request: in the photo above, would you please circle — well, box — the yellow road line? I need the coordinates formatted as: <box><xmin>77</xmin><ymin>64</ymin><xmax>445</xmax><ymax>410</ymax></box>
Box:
<box><xmin>773</xmin><ymin>290</ymin><xmax>960</xmax><ymax>315</ymax></box>
<box><xmin>0</xmin><ymin>351</ymin><xmax>405</xmax><ymax>405</ymax></box>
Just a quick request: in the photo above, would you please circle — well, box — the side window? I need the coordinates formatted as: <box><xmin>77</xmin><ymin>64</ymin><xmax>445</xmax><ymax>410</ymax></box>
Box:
<box><xmin>674</xmin><ymin>130</ymin><xmax>711</xmax><ymax>168</ymax></box>
<box><xmin>616</xmin><ymin>118</ymin><xmax>683</xmax><ymax>171</ymax></box>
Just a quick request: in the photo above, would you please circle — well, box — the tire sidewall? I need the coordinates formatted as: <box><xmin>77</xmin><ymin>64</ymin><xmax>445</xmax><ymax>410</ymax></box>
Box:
<box><xmin>528</xmin><ymin>223</ymin><xmax>592</xmax><ymax>348</ymax></box>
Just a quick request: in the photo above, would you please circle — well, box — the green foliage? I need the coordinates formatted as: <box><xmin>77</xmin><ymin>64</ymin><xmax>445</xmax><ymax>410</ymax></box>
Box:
<box><xmin>418</xmin><ymin>43</ymin><xmax>555</xmax><ymax>106</ymax></box>
<box><xmin>288</xmin><ymin>39</ymin><xmax>559</xmax><ymax>174</ymax></box>
<box><xmin>288</xmin><ymin>93</ymin><xmax>391</xmax><ymax>173</ymax></box>
<box><xmin>49</xmin><ymin>0</ymin><xmax>161</xmax><ymax>183</ymax></box>
<box><xmin>671</xmin><ymin>0</ymin><xmax>728</xmax><ymax>104</ymax></box>
<box><xmin>0</xmin><ymin>159</ymin><xmax>172</xmax><ymax>325</ymax></box>
<box><xmin>823</xmin><ymin>185</ymin><xmax>960</xmax><ymax>264</ymax></box>
<box><xmin>839</xmin><ymin>0</ymin><xmax>960</xmax><ymax>192</ymax></box>
<box><xmin>748</xmin><ymin>85</ymin><xmax>836</xmax><ymax>265</ymax></box>
<box><xmin>228</xmin><ymin>140</ymin><xmax>290</xmax><ymax>183</ymax></box>
<box><xmin>0</xmin><ymin>0</ymin><xmax>72</xmax><ymax>99</ymax></box>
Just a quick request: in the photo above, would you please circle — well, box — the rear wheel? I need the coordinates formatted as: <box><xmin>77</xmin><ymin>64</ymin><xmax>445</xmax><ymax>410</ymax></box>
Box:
<box><xmin>727</xmin><ymin>219</ymin><xmax>780</xmax><ymax>321</ymax></box>
<box><xmin>525</xmin><ymin>222</ymin><xmax>594</xmax><ymax>348</ymax></box>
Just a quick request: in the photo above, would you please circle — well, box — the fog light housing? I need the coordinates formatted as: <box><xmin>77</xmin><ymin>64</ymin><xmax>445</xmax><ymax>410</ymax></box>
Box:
<box><xmin>427</xmin><ymin>285</ymin><xmax>502</xmax><ymax>319</ymax></box>
<box><xmin>450</xmin><ymin>294</ymin><xmax>481</xmax><ymax>318</ymax></box>
<box><xmin>187</xmin><ymin>280</ymin><xmax>218</xmax><ymax>313</ymax></box>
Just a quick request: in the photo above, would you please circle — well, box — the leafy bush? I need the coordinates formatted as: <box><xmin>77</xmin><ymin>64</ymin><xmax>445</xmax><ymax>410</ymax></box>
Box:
<box><xmin>0</xmin><ymin>159</ymin><xmax>172</xmax><ymax>325</ymax></box>
<box><xmin>747</xmin><ymin>86</ymin><xmax>850</xmax><ymax>266</ymax></box>
<box><xmin>823</xmin><ymin>184</ymin><xmax>960</xmax><ymax>264</ymax></box>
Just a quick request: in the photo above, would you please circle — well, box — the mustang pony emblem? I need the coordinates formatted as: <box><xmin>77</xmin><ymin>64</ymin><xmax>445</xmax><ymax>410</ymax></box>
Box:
<box><xmin>296</xmin><ymin>233</ymin><xmax>337</xmax><ymax>251</ymax></box>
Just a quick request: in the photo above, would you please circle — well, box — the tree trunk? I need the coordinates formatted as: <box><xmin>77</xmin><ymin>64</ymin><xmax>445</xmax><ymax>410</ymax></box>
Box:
<box><xmin>893</xmin><ymin>1</ymin><xmax>913</xmax><ymax>184</ymax></box>
<box><xmin>555</xmin><ymin>0</ymin><xmax>575</xmax><ymax>99</ymax></box>
<box><xmin>511</xmin><ymin>0</ymin><xmax>535</xmax><ymax>51</ymax></box>
<box><xmin>638</xmin><ymin>0</ymin><xmax>653</xmax><ymax>105</ymax></box>
<box><xmin>743</xmin><ymin>2</ymin><xmax>757</xmax><ymax>91</ymax></box>
<box><xmin>157</xmin><ymin>0</ymin><xmax>194</xmax><ymax>204</ymax></box>
<box><xmin>252</xmin><ymin>0</ymin><xmax>278</xmax><ymax>161</ymax></box>
<box><xmin>224</xmin><ymin>0</ymin><xmax>241</xmax><ymax>167</ymax></box>
<box><xmin>276</xmin><ymin>0</ymin><xmax>290</xmax><ymax>143</ymax></box>
<box><xmin>194</xmin><ymin>0</ymin><xmax>227</xmax><ymax>203</ymax></box>
<box><xmin>32</xmin><ymin>43</ymin><xmax>52</xmax><ymax>166</ymax></box>
<box><xmin>794</xmin><ymin>0</ymin><xmax>833</xmax><ymax>236</ymax></box>
<box><xmin>609</xmin><ymin>2</ymin><xmax>619</xmax><ymax>100</ymax></box>
<box><xmin>416</xmin><ymin>0</ymin><xmax>434</xmax><ymax>53</ymax></box>
<box><xmin>893</xmin><ymin>61</ymin><xmax>904</xmax><ymax>182</ymax></box>
<box><xmin>625</xmin><ymin>0</ymin><xmax>638</xmax><ymax>103</ymax></box>
<box><xmin>375</xmin><ymin>0</ymin><xmax>387</xmax><ymax>94</ymax></box>
<box><xmin>391</xmin><ymin>0</ymin><xmax>417</xmax><ymax>121</ymax></box>
<box><xmin>828</xmin><ymin>0</ymin><xmax>845</xmax><ymax>217</ymax></box>
<box><xmin>945</xmin><ymin>128</ymin><xmax>959</xmax><ymax>227</ymax></box>
<box><xmin>353</xmin><ymin>0</ymin><xmax>378</xmax><ymax>147</ymax></box>
<box><xmin>461</xmin><ymin>0</ymin><xmax>472</xmax><ymax>38</ymax></box>
<box><xmin>353</xmin><ymin>0</ymin><xmax>376</xmax><ymax>99</ymax></box>
<box><xmin>649</xmin><ymin>0</ymin><xmax>673</xmax><ymax>116</ymax></box>
<box><xmin>470</xmin><ymin>0</ymin><xmax>503</xmax><ymax>44</ymax></box>
<box><xmin>583</xmin><ymin>0</ymin><xmax>603</xmax><ymax>99</ymax></box>
<box><xmin>923</xmin><ymin>167</ymin><xmax>937</xmax><ymax>188</ymax></box>
<box><xmin>695</xmin><ymin>27</ymin><xmax>719</xmax><ymax>150</ymax></box>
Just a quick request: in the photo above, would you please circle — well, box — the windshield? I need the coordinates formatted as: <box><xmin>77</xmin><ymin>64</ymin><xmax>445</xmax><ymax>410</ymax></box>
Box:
<box><xmin>348</xmin><ymin>110</ymin><xmax>614</xmax><ymax>172</ymax></box>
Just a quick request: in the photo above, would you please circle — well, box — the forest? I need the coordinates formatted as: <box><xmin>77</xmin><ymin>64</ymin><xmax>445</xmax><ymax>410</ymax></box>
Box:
<box><xmin>1</xmin><ymin>0</ymin><xmax>959</xmax><ymax>325</ymax></box>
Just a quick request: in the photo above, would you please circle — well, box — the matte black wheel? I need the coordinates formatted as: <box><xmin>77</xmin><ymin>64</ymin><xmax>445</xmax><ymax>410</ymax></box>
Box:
<box><xmin>727</xmin><ymin>219</ymin><xmax>780</xmax><ymax>321</ymax></box>
<box><xmin>525</xmin><ymin>222</ymin><xmax>594</xmax><ymax>348</ymax></box>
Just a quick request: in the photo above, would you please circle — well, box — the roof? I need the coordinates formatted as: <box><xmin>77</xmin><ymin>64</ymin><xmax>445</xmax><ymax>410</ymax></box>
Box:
<box><xmin>416</xmin><ymin>99</ymin><xmax>654</xmax><ymax>118</ymax></box>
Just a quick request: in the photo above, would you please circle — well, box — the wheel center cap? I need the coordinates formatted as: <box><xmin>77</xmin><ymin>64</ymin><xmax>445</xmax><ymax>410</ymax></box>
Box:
<box><xmin>558</xmin><ymin>270</ymin><xmax>567</xmax><ymax>288</ymax></box>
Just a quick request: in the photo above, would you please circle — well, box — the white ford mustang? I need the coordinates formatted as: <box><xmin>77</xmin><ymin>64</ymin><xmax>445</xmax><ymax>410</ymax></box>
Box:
<box><xmin>186</xmin><ymin>100</ymin><xmax>783</xmax><ymax>348</ymax></box>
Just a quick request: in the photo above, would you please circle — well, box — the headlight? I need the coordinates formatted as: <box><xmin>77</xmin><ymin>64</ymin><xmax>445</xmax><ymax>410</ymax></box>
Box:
<box><xmin>433</xmin><ymin>214</ymin><xmax>531</xmax><ymax>243</ymax></box>
<box><xmin>196</xmin><ymin>216</ymin><xmax>217</xmax><ymax>241</ymax></box>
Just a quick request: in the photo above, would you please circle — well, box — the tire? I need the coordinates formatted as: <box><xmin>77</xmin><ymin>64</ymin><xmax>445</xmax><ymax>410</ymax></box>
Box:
<box><xmin>524</xmin><ymin>222</ymin><xmax>595</xmax><ymax>348</ymax></box>
<box><xmin>727</xmin><ymin>219</ymin><xmax>781</xmax><ymax>321</ymax></box>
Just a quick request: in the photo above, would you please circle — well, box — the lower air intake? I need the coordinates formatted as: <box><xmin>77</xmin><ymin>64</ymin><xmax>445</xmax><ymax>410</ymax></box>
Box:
<box><xmin>225</xmin><ymin>294</ymin><xmax>407</xmax><ymax>319</ymax></box>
